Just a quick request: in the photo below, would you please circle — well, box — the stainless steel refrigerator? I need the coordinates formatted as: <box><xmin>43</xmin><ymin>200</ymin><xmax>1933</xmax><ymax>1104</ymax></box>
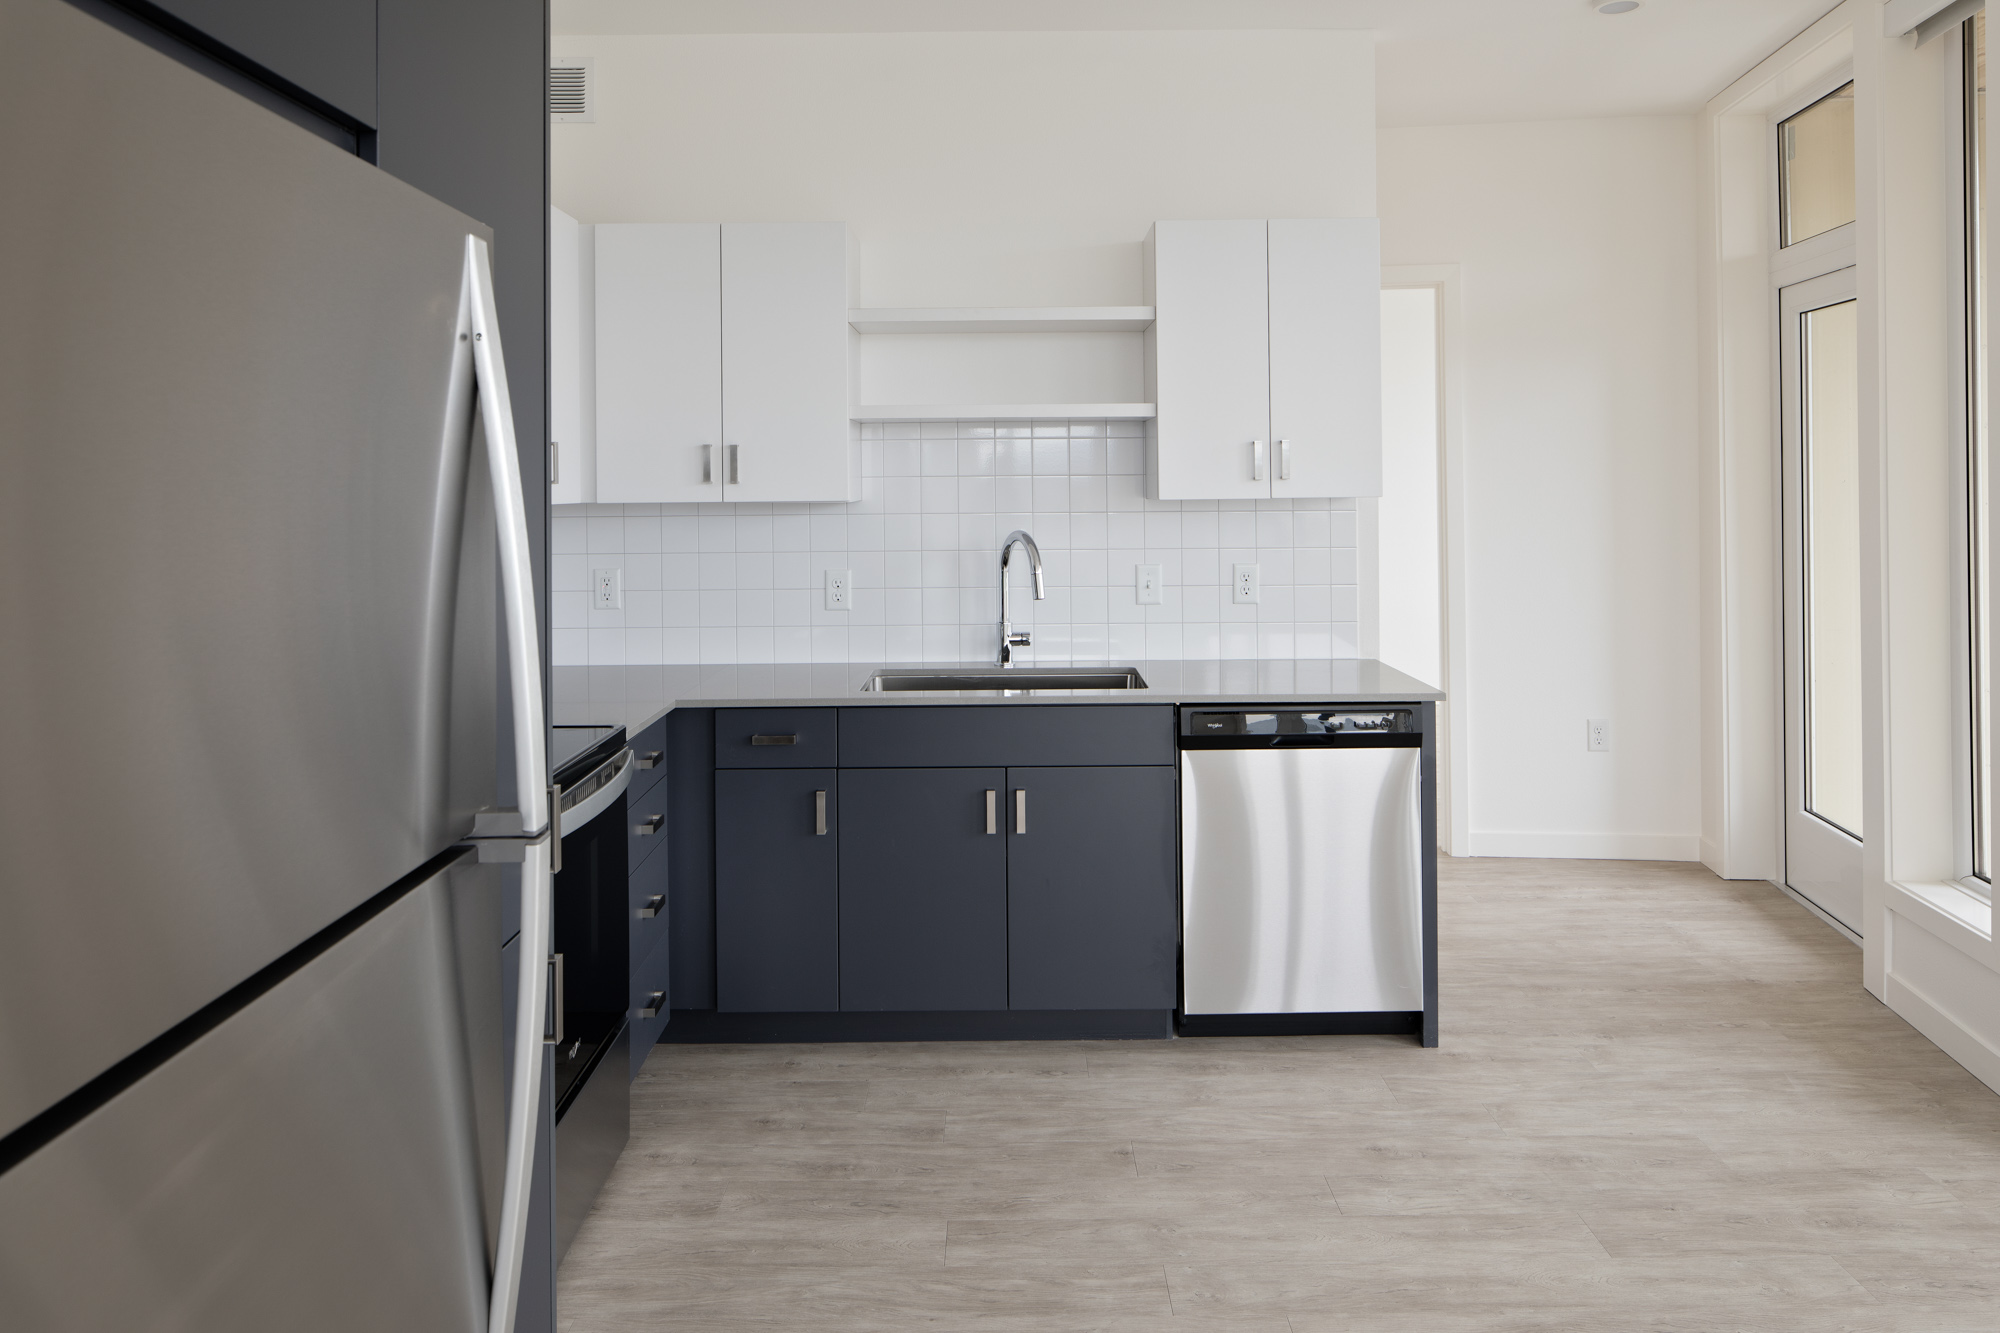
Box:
<box><xmin>0</xmin><ymin>2</ymin><xmax>554</xmax><ymax>1329</ymax></box>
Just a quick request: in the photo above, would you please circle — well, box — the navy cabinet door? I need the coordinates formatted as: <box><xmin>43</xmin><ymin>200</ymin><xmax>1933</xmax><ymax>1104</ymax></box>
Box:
<box><xmin>838</xmin><ymin>768</ymin><xmax>1007</xmax><ymax>1012</ymax></box>
<box><xmin>715</xmin><ymin>769</ymin><xmax>838</xmax><ymax>1012</ymax></box>
<box><xmin>1007</xmin><ymin>767</ymin><xmax>1178</xmax><ymax>1010</ymax></box>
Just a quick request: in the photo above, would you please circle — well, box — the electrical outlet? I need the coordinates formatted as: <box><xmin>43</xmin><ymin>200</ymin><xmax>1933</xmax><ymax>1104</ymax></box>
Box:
<box><xmin>1136</xmin><ymin>563</ymin><xmax>1163</xmax><ymax>605</ymax></box>
<box><xmin>592</xmin><ymin>567</ymin><xmax>622</xmax><ymax>611</ymax></box>
<box><xmin>1587</xmin><ymin>718</ymin><xmax>1611</xmax><ymax>752</ymax></box>
<box><xmin>1232</xmin><ymin>563</ymin><xmax>1260</xmax><ymax>605</ymax></box>
<box><xmin>824</xmin><ymin>568</ymin><xmax>852</xmax><ymax>611</ymax></box>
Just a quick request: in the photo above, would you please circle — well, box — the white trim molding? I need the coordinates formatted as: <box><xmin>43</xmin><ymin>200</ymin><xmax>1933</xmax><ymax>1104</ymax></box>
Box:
<box><xmin>1468</xmin><ymin>831</ymin><xmax>1703</xmax><ymax>862</ymax></box>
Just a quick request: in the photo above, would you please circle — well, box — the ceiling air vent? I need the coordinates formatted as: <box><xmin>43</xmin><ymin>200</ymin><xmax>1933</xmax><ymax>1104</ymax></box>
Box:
<box><xmin>549</xmin><ymin>58</ymin><xmax>594</xmax><ymax>123</ymax></box>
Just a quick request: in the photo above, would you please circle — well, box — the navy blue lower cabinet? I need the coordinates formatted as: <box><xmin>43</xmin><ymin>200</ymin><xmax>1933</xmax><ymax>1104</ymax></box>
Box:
<box><xmin>715</xmin><ymin>768</ymin><xmax>839</xmax><ymax>1012</ymax></box>
<box><xmin>837</xmin><ymin>768</ymin><xmax>1008</xmax><ymax>1012</ymax></box>
<box><xmin>1006</xmin><ymin>766</ymin><xmax>1178</xmax><ymax>1011</ymax></box>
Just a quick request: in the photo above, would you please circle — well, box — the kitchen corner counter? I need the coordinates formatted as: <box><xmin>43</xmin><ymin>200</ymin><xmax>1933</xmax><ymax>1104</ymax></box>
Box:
<box><xmin>552</xmin><ymin>660</ymin><xmax>1443</xmax><ymax>738</ymax></box>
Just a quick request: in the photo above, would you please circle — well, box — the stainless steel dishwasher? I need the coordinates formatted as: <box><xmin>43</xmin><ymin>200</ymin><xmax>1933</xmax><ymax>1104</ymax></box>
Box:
<box><xmin>1179</xmin><ymin>707</ymin><xmax>1430</xmax><ymax>1040</ymax></box>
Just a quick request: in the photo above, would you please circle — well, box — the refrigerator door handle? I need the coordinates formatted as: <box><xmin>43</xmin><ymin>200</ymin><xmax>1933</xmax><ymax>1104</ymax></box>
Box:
<box><xmin>464</xmin><ymin>235</ymin><xmax>551</xmax><ymax>1333</ymax></box>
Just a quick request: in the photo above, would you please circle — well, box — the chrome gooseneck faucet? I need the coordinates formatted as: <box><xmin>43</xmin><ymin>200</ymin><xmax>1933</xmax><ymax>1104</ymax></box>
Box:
<box><xmin>997</xmin><ymin>529</ymin><xmax>1045</xmax><ymax>666</ymax></box>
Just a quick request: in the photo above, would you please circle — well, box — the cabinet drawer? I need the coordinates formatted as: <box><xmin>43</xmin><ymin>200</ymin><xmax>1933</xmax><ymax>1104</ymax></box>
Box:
<box><xmin>628</xmin><ymin>927</ymin><xmax>671</xmax><ymax>1080</ymax></box>
<box><xmin>838</xmin><ymin>706</ymin><xmax>1173</xmax><ymax>768</ymax></box>
<box><xmin>628</xmin><ymin>716</ymin><xmax>668</xmax><ymax>801</ymax></box>
<box><xmin>629</xmin><ymin>841</ymin><xmax>669</xmax><ymax>977</ymax></box>
<box><xmin>715</xmin><ymin>708</ymin><xmax>837</xmax><ymax>767</ymax></box>
<box><xmin>627</xmin><ymin>767</ymin><xmax>671</xmax><ymax>870</ymax></box>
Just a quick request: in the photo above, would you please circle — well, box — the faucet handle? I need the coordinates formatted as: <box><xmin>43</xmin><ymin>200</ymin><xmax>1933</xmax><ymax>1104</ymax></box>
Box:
<box><xmin>1007</xmin><ymin>631</ymin><xmax>1032</xmax><ymax>647</ymax></box>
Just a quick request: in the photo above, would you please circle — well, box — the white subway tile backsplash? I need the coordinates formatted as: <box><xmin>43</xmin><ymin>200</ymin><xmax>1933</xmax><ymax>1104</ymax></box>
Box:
<box><xmin>552</xmin><ymin>418</ymin><xmax>1365</xmax><ymax>666</ymax></box>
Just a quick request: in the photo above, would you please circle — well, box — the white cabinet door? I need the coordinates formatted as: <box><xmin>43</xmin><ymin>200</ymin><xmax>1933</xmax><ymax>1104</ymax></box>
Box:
<box><xmin>1147</xmin><ymin>221</ymin><xmax>1271</xmax><ymax>501</ymax></box>
<box><xmin>595</xmin><ymin>222</ymin><xmax>723</xmax><ymax>503</ymax></box>
<box><xmin>1269</xmin><ymin>218</ymin><xmax>1382</xmax><ymax>499</ymax></box>
<box><xmin>549</xmin><ymin>206</ymin><xmax>592</xmax><ymax>504</ymax></box>
<box><xmin>720</xmin><ymin>222</ymin><xmax>854</xmax><ymax>503</ymax></box>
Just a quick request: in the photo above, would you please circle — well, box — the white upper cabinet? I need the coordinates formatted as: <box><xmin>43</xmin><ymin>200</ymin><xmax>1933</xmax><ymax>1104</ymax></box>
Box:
<box><xmin>719</xmin><ymin>222</ymin><xmax>855</xmax><ymax>503</ymax></box>
<box><xmin>589</xmin><ymin>221</ymin><xmax>853</xmax><ymax>505</ymax></box>
<box><xmin>595</xmin><ymin>222</ymin><xmax>724</xmax><ymax>504</ymax></box>
<box><xmin>1145</xmin><ymin>218</ymin><xmax>1382</xmax><ymax>500</ymax></box>
<box><xmin>549</xmin><ymin>206</ymin><xmax>595</xmax><ymax>504</ymax></box>
<box><xmin>1268</xmin><ymin>218</ymin><xmax>1381</xmax><ymax>499</ymax></box>
<box><xmin>1146</xmin><ymin>221</ymin><xmax>1271</xmax><ymax>501</ymax></box>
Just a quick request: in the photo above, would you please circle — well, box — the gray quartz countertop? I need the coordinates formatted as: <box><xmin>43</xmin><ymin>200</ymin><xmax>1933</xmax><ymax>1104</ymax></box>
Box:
<box><xmin>553</xmin><ymin>660</ymin><xmax>1443</xmax><ymax>739</ymax></box>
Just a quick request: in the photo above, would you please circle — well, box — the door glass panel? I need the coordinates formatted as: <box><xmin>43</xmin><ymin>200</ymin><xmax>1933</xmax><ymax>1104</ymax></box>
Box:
<box><xmin>1780</xmin><ymin>83</ymin><xmax>1856</xmax><ymax>246</ymax></box>
<box><xmin>1802</xmin><ymin>298</ymin><xmax>1863</xmax><ymax>837</ymax></box>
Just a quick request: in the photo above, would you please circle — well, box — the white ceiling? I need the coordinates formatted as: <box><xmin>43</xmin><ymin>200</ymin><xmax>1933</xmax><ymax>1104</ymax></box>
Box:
<box><xmin>550</xmin><ymin>0</ymin><xmax>1843</xmax><ymax>127</ymax></box>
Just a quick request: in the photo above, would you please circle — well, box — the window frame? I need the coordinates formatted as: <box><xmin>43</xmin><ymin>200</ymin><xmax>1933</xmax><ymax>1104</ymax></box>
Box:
<box><xmin>1951</xmin><ymin>15</ymin><xmax>1995</xmax><ymax>901</ymax></box>
<box><xmin>1768</xmin><ymin>64</ymin><xmax>1859</xmax><ymax>272</ymax></box>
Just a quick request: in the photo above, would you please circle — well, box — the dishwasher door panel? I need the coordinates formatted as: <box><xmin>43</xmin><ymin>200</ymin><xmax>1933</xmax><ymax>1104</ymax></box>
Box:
<box><xmin>1181</xmin><ymin>747</ymin><xmax>1422</xmax><ymax>1015</ymax></box>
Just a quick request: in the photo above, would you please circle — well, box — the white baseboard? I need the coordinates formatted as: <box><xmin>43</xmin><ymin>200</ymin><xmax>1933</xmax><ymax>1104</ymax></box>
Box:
<box><xmin>1883</xmin><ymin>972</ymin><xmax>2000</xmax><ymax>1098</ymax></box>
<box><xmin>1464</xmin><ymin>831</ymin><xmax>1702</xmax><ymax>861</ymax></box>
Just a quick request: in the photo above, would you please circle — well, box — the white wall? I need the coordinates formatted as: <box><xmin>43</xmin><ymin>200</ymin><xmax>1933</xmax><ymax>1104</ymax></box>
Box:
<box><xmin>550</xmin><ymin>30</ymin><xmax>1375</xmax><ymax>305</ymax></box>
<box><xmin>1378</xmin><ymin>118</ymin><xmax>1702</xmax><ymax>860</ymax></box>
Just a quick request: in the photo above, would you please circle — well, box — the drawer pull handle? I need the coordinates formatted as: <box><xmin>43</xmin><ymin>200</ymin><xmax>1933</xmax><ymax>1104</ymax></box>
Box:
<box><xmin>985</xmin><ymin>789</ymin><xmax>997</xmax><ymax>835</ymax></box>
<box><xmin>545</xmin><ymin>954</ymin><xmax>564</xmax><ymax>1045</ymax></box>
<box><xmin>751</xmin><ymin>734</ymin><xmax>798</xmax><ymax>746</ymax></box>
<box><xmin>638</xmin><ymin>894</ymin><xmax>665</xmax><ymax>919</ymax></box>
<box><xmin>639</xmin><ymin>991</ymin><xmax>665</xmax><ymax>1020</ymax></box>
<box><xmin>1015</xmin><ymin>788</ymin><xmax>1027</xmax><ymax>835</ymax></box>
<box><xmin>635</xmin><ymin>813</ymin><xmax>663</xmax><ymax>836</ymax></box>
<box><xmin>636</xmin><ymin>750</ymin><xmax>662</xmax><ymax>770</ymax></box>
<box><xmin>814</xmin><ymin>789</ymin><xmax>828</xmax><ymax>836</ymax></box>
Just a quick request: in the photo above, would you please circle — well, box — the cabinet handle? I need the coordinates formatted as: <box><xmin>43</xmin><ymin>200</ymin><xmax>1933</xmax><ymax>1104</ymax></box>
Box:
<box><xmin>1278</xmin><ymin>438</ymin><xmax>1291</xmax><ymax>481</ymax></box>
<box><xmin>702</xmin><ymin>443</ymin><xmax>713</xmax><ymax>484</ymax></box>
<box><xmin>814</xmin><ymin>789</ymin><xmax>828</xmax><ymax>836</ymax></box>
<box><xmin>985</xmin><ymin>789</ymin><xmax>997</xmax><ymax>835</ymax></box>
<box><xmin>1015</xmin><ymin>788</ymin><xmax>1027</xmax><ymax>835</ymax></box>
<box><xmin>635</xmin><ymin>813</ymin><xmax>663</xmax><ymax>836</ymax></box>
<box><xmin>639</xmin><ymin>991</ymin><xmax>665</xmax><ymax>1020</ymax></box>
<box><xmin>549</xmin><ymin>782</ymin><xmax>562</xmax><ymax>874</ymax></box>
<box><xmin>638</xmin><ymin>894</ymin><xmax>665</xmax><ymax>919</ymax></box>
<box><xmin>637</xmin><ymin>750</ymin><xmax>662</xmax><ymax>770</ymax></box>
<box><xmin>550</xmin><ymin>440</ymin><xmax>560</xmax><ymax>485</ymax></box>
<box><xmin>1250</xmin><ymin>440</ymin><xmax>1266</xmax><ymax>481</ymax></box>
<box><xmin>545</xmin><ymin>954</ymin><xmax>564</xmax><ymax>1045</ymax></box>
<box><xmin>728</xmin><ymin>444</ymin><xmax>740</xmax><ymax>485</ymax></box>
<box><xmin>751</xmin><ymin>734</ymin><xmax>798</xmax><ymax>746</ymax></box>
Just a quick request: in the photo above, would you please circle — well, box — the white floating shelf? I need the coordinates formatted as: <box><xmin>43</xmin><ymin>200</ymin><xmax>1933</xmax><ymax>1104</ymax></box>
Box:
<box><xmin>848</xmin><ymin>306</ymin><xmax>1156</xmax><ymax>334</ymax></box>
<box><xmin>852</xmin><ymin>403</ymin><xmax>1157</xmax><ymax>422</ymax></box>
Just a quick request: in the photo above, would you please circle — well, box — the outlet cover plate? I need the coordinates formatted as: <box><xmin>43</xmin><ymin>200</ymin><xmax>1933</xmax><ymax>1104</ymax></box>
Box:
<box><xmin>1232</xmin><ymin>563</ymin><xmax>1260</xmax><ymax>605</ymax></box>
<box><xmin>825</xmin><ymin>568</ymin><xmax>852</xmax><ymax>611</ymax></box>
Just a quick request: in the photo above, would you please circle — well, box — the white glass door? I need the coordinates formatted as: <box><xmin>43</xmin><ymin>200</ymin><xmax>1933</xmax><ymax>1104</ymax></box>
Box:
<box><xmin>1781</xmin><ymin>268</ymin><xmax>1863</xmax><ymax>931</ymax></box>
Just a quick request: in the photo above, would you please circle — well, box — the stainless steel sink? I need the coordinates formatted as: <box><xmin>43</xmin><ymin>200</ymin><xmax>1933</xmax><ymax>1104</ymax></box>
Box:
<box><xmin>865</xmin><ymin>668</ymin><xmax>1149</xmax><ymax>693</ymax></box>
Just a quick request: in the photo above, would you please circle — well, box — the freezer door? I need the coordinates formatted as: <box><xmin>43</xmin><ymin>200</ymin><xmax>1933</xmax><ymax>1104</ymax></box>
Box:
<box><xmin>0</xmin><ymin>853</ymin><xmax>504</xmax><ymax>1332</ymax></box>
<box><xmin>0</xmin><ymin>0</ymin><xmax>500</xmax><ymax>1137</ymax></box>
<box><xmin>1181</xmin><ymin>748</ymin><xmax>1424</xmax><ymax>1014</ymax></box>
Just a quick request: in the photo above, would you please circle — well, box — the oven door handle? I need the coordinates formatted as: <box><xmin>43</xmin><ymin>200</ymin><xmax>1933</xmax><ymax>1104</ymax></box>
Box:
<box><xmin>558</xmin><ymin>747</ymin><xmax>635</xmax><ymax>838</ymax></box>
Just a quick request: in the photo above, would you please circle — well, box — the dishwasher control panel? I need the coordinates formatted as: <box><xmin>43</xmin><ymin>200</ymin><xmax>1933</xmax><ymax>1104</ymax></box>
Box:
<box><xmin>1182</xmin><ymin>708</ymin><xmax>1416</xmax><ymax>739</ymax></box>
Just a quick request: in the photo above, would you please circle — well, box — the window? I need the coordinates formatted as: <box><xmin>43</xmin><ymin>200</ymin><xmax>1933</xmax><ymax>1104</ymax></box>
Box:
<box><xmin>1780</xmin><ymin>82</ymin><xmax>1857</xmax><ymax>246</ymax></box>
<box><xmin>1965</xmin><ymin>14</ymin><xmax>1992</xmax><ymax>890</ymax></box>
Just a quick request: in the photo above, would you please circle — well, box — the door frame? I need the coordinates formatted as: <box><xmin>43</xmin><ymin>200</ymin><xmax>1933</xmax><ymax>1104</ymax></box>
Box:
<box><xmin>1376</xmin><ymin>265</ymin><xmax>1469</xmax><ymax>856</ymax></box>
<box><xmin>1779</xmin><ymin>266</ymin><xmax>1865</xmax><ymax>935</ymax></box>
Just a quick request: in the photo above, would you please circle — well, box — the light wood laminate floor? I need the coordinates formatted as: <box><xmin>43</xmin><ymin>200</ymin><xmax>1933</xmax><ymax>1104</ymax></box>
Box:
<box><xmin>558</xmin><ymin>857</ymin><xmax>2000</xmax><ymax>1331</ymax></box>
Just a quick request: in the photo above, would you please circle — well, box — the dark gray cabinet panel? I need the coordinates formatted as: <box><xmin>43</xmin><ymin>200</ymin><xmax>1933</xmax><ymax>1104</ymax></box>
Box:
<box><xmin>838</xmin><ymin>769</ymin><xmax>1007</xmax><ymax>1012</ymax></box>
<box><xmin>629</xmin><ymin>837</ymin><xmax>668</xmax><ymax>985</ymax></box>
<box><xmin>628</xmin><ymin>716</ymin><xmax>668</xmax><ymax>802</ymax></box>
<box><xmin>628</xmin><ymin>928</ymin><xmax>670</xmax><ymax>1079</ymax></box>
<box><xmin>148</xmin><ymin>0</ymin><xmax>377</xmax><ymax>125</ymax></box>
<box><xmin>667</xmin><ymin>709</ymin><xmax>716</xmax><ymax>1011</ymax></box>
<box><xmin>1007</xmin><ymin>766</ymin><xmax>1178</xmax><ymax>1011</ymax></box>
<box><xmin>839</xmin><ymin>706</ymin><xmax>1174</xmax><ymax>768</ymax></box>
<box><xmin>627</xmin><ymin>765</ymin><xmax>670</xmax><ymax>871</ymax></box>
<box><xmin>715</xmin><ymin>768</ymin><xmax>839</xmax><ymax>1012</ymax></box>
<box><xmin>715</xmin><ymin>707</ymin><xmax>838</xmax><ymax>768</ymax></box>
